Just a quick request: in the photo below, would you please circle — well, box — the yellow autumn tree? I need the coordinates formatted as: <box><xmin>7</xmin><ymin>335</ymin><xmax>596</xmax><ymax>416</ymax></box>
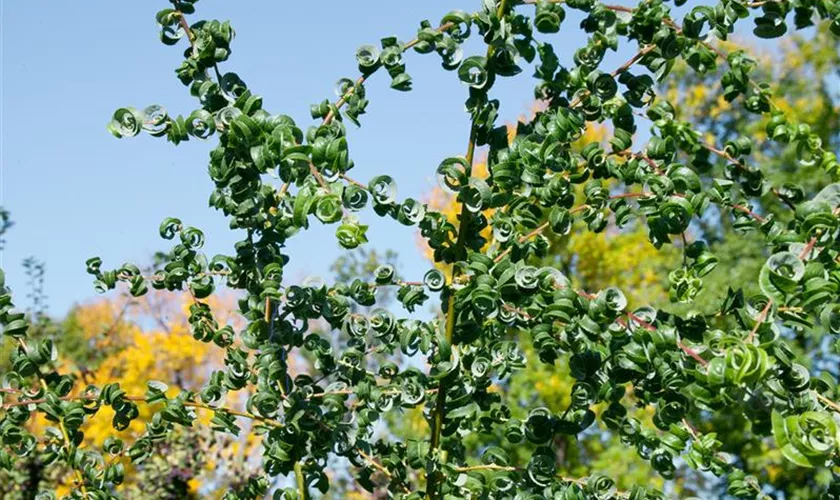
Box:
<box><xmin>1</xmin><ymin>291</ymin><xmax>267</xmax><ymax>499</ymax></box>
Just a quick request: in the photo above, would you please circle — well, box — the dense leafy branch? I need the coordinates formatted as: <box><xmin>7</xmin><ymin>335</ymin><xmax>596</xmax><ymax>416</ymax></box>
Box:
<box><xmin>2</xmin><ymin>0</ymin><xmax>840</xmax><ymax>498</ymax></box>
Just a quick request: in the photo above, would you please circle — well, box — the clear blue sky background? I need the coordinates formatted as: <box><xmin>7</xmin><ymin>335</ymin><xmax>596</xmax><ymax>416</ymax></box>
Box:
<box><xmin>1</xmin><ymin>1</ymin><xmax>637</xmax><ymax>315</ymax></box>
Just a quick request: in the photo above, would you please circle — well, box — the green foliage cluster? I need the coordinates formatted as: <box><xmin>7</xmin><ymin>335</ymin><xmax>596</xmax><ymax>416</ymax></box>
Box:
<box><xmin>2</xmin><ymin>0</ymin><xmax>840</xmax><ymax>498</ymax></box>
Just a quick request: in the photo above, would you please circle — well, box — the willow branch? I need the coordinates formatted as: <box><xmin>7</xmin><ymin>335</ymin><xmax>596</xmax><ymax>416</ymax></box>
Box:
<box><xmin>428</xmin><ymin>4</ymin><xmax>509</xmax><ymax>497</ymax></box>
<box><xmin>16</xmin><ymin>339</ymin><xmax>89</xmax><ymax>496</ymax></box>
<box><xmin>453</xmin><ymin>464</ymin><xmax>615</xmax><ymax>490</ymax></box>
<box><xmin>323</xmin><ymin>21</ymin><xmax>456</xmax><ymax>126</ymax></box>
<box><xmin>294</xmin><ymin>462</ymin><xmax>308</xmax><ymax>499</ymax></box>
<box><xmin>357</xmin><ymin>447</ymin><xmax>411</xmax><ymax>494</ymax></box>
<box><xmin>1</xmin><ymin>386</ymin><xmax>284</xmax><ymax>428</ymax></box>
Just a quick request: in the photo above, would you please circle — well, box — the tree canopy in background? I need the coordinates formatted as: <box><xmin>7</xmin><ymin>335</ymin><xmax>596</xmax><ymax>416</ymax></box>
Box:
<box><xmin>2</xmin><ymin>0</ymin><xmax>840</xmax><ymax>499</ymax></box>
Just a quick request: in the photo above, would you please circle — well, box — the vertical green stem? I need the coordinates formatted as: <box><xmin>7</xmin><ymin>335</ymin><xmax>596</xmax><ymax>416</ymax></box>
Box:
<box><xmin>427</xmin><ymin>133</ymin><xmax>477</xmax><ymax>498</ymax></box>
<box><xmin>17</xmin><ymin>338</ymin><xmax>89</xmax><ymax>497</ymax></box>
<box><xmin>427</xmin><ymin>3</ymin><xmax>508</xmax><ymax>498</ymax></box>
<box><xmin>294</xmin><ymin>462</ymin><xmax>307</xmax><ymax>500</ymax></box>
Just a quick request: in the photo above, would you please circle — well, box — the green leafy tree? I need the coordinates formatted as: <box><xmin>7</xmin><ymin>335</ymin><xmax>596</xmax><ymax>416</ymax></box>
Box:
<box><xmin>2</xmin><ymin>1</ymin><xmax>840</xmax><ymax>499</ymax></box>
<box><xmin>410</xmin><ymin>24</ymin><xmax>840</xmax><ymax>497</ymax></box>
<box><xmin>456</xmin><ymin>23</ymin><xmax>840</xmax><ymax>499</ymax></box>
<box><xmin>650</xmin><ymin>24</ymin><xmax>840</xmax><ymax>499</ymax></box>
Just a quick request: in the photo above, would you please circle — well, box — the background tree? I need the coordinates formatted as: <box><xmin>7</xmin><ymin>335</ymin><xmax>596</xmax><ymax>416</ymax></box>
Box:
<box><xmin>0</xmin><ymin>290</ymin><xmax>249</xmax><ymax>498</ymax></box>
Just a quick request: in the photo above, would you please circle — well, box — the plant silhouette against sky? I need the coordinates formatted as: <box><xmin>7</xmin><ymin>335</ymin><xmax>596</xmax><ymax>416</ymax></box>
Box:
<box><xmin>3</xmin><ymin>0</ymin><xmax>840</xmax><ymax>498</ymax></box>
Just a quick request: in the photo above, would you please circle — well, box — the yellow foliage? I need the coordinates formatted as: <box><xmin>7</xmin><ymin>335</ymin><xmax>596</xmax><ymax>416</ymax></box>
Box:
<box><xmin>73</xmin><ymin>297</ymin><xmax>140</xmax><ymax>351</ymax></box>
<box><xmin>28</xmin><ymin>291</ymin><xmax>246</xmax><ymax>493</ymax></box>
<box><xmin>76</xmin><ymin>292</ymin><xmax>240</xmax><ymax>448</ymax></box>
<box><xmin>583</xmin><ymin>436</ymin><xmax>665</xmax><ymax>492</ymax></box>
<box><xmin>83</xmin><ymin>323</ymin><xmax>216</xmax><ymax>443</ymax></box>
<box><xmin>665</xmin><ymin>27</ymin><xmax>838</xmax><ymax>132</ymax></box>
<box><xmin>511</xmin><ymin>341</ymin><xmax>573</xmax><ymax>414</ymax></box>
<box><xmin>566</xmin><ymin>226</ymin><xmax>673</xmax><ymax>306</ymax></box>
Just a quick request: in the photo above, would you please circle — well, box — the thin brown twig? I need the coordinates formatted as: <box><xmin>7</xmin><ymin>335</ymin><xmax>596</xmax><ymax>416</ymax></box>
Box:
<box><xmin>745</xmin><ymin>237</ymin><xmax>814</xmax><ymax>343</ymax></box>
<box><xmin>745</xmin><ymin>299</ymin><xmax>773</xmax><ymax>343</ymax></box>
<box><xmin>568</xmin><ymin>44</ymin><xmax>655</xmax><ymax>109</ymax></box>
<box><xmin>395</xmin><ymin>280</ymin><xmax>424</xmax><ymax>287</ymax></box>
<box><xmin>624</xmin><ymin>313</ymin><xmax>709</xmax><ymax>366</ymax></box>
<box><xmin>308</xmin><ymin>163</ymin><xmax>330</xmax><ymax>190</ymax></box>
<box><xmin>323</xmin><ymin>22</ymin><xmax>456</xmax><ymax>126</ymax></box>
<box><xmin>340</xmin><ymin>173</ymin><xmax>368</xmax><ymax>190</ymax></box>
<box><xmin>493</xmin><ymin>221</ymin><xmax>550</xmax><ymax>263</ymax></box>
<box><xmin>608</xmin><ymin>192</ymin><xmax>650</xmax><ymax>199</ymax></box>
<box><xmin>799</xmin><ymin>236</ymin><xmax>817</xmax><ymax>260</ymax></box>
<box><xmin>699</xmin><ymin>143</ymin><xmax>797</xmax><ymax>212</ymax></box>
<box><xmin>611</xmin><ymin>44</ymin><xmax>656</xmax><ymax>78</ymax></box>
<box><xmin>175</xmin><ymin>12</ymin><xmax>196</xmax><ymax>45</ymax></box>
<box><xmin>492</xmin><ymin>190</ymin><xmax>651</xmax><ymax>263</ymax></box>
<box><xmin>730</xmin><ymin>203</ymin><xmax>766</xmax><ymax>223</ymax></box>
<box><xmin>678</xmin><ymin>342</ymin><xmax>710</xmax><ymax>366</ymax></box>
<box><xmin>616</xmin><ymin>149</ymin><xmax>664</xmax><ymax>175</ymax></box>
<box><xmin>356</xmin><ymin>448</ymin><xmax>411</xmax><ymax>494</ymax></box>
<box><xmin>682</xmin><ymin>418</ymin><xmax>699</xmax><ymax>438</ymax></box>
<box><xmin>174</xmin><ymin>11</ymin><xmax>234</xmax><ymax>104</ymax></box>
<box><xmin>772</xmin><ymin>188</ymin><xmax>797</xmax><ymax>211</ymax></box>
<box><xmin>453</xmin><ymin>464</ymin><xmax>613</xmax><ymax>489</ymax></box>
<box><xmin>816</xmin><ymin>393</ymin><xmax>840</xmax><ymax>413</ymax></box>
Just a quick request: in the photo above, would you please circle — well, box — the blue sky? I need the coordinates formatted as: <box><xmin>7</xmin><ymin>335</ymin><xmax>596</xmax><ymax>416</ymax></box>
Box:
<box><xmin>1</xmin><ymin>1</ymin><xmax>632</xmax><ymax>315</ymax></box>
